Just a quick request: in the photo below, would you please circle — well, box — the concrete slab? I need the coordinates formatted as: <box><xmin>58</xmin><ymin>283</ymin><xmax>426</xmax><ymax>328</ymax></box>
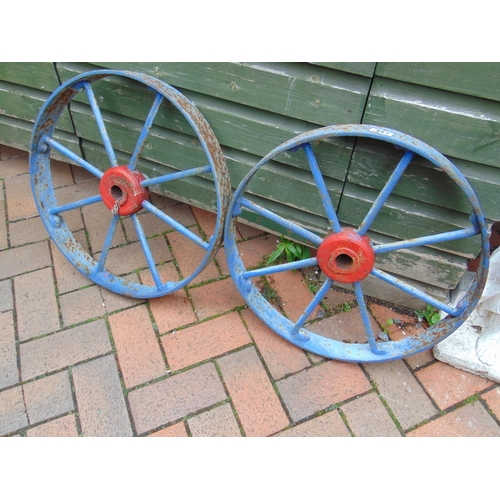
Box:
<box><xmin>434</xmin><ymin>248</ymin><xmax>500</xmax><ymax>383</ymax></box>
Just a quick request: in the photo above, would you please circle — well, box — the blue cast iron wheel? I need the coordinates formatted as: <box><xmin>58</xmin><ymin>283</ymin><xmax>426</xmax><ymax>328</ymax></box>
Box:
<box><xmin>224</xmin><ymin>124</ymin><xmax>490</xmax><ymax>362</ymax></box>
<box><xmin>30</xmin><ymin>70</ymin><xmax>230</xmax><ymax>299</ymax></box>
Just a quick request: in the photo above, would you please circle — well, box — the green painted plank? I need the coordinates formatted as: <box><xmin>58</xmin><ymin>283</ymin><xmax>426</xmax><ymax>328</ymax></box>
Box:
<box><xmin>76</xmin><ymin>61</ymin><xmax>371</xmax><ymax>127</ymax></box>
<box><xmin>0</xmin><ymin>81</ymin><xmax>74</xmax><ymax>132</ymax></box>
<box><xmin>0</xmin><ymin>62</ymin><xmax>60</xmax><ymax>91</ymax></box>
<box><xmin>57</xmin><ymin>62</ymin><xmax>355</xmax><ymax>180</ymax></box>
<box><xmin>347</xmin><ymin>138</ymin><xmax>500</xmax><ymax>221</ymax></box>
<box><xmin>366</xmin><ymin>231</ymin><xmax>468</xmax><ymax>290</ymax></box>
<box><xmin>376</xmin><ymin>62</ymin><xmax>500</xmax><ymax>102</ymax></box>
<box><xmin>0</xmin><ymin>114</ymin><xmax>32</xmax><ymax>152</ymax></box>
<box><xmin>238</xmin><ymin>192</ymin><xmax>331</xmax><ymax>241</ymax></box>
<box><xmin>454</xmin><ymin>158</ymin><xmax>500</xmax><ymax>221</ymax></box>
<box><xmin>337</xmin><ymin>183</ymin><xmax>481</xmax><ymax>257</ymax></box>
<box><xmin>74</xmin><ymin>103</ymin><xmax>344</xmax><ymax>219</ymax></box>
<box><xmin>311</xmin><ymin>62</ymin><xmax>376</xmax><ymax>77</ymax></box>
<box><xmin>0</xmin><ymin>114</ymin><xmax>80</xmax><ymax>160</ymax></box>
<box><xmin>363</xmin><ymin>77</ymin><xmax>500</xmax><ymax>169</ymax></box>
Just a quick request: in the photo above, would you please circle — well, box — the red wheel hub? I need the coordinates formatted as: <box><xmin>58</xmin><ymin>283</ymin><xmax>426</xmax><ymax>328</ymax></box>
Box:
<box><xmin>317</xmin><ymin>229</ymin><xmax>375</xmax><ymax>283</ymax></box>
<box><xmin>99</xmin><ymin>165</ymin><xmax>149</xmax><ymax>216</ymax></box>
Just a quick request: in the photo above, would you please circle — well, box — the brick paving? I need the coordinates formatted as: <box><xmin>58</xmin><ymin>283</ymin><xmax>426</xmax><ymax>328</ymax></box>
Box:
<box><xmin>1</xmin><ymin>145</ymin><xmax>500</xmax><ymax>437</ymax></box>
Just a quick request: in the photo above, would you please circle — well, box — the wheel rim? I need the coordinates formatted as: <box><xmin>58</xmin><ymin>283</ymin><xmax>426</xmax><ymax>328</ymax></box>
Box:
<box><xmin>224</xmin><ymin>124</ymin><xmax>490</xmax><ymax>362</ymax></box>
<box><xmin>30</xmin><ymin>70</ymin><xmax>231</xmax><ymax>298</ymax></box>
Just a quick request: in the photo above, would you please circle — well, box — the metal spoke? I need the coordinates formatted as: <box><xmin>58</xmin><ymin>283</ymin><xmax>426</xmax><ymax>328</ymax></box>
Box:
<box><xmin>41</xmin><ymin>136</ymin><xmax>104</xmax><ymax>178</ymax></box>
<box><xmin>129</xmin><ymin>92</ymin><xmax>164</xmax><ymax>170</ymax></box>
<box><xmin>291</xmin><ymin>277</ymin><xmax>333</xmax><ymax>335</ymax></box>
<box><xmin>142</xmin><ymin>200</ymin><xmax>209</xmax><ymax>249</ymax></box>
<box><xmin>82</xmin><ymin>81</ymin><xmax>118</xmax><ymax>167</ymax></box>
<box><xmin>236</xmin><ymin>197</ymin><xmax>324</xmax><ymax>247</ymax></box>
<box><xmin>353</xmin><ymin>282</ymin><xmax>385</xmax><ymax>354</ymax></box>
<box><xmin>49</xmin><ymin>194</ymin><xmax>103</xmax><ymax>215</ymax></box>
<box><xmin>131</xmin><ymin>214</ymin><xmax>163</xmax><ymax>289</ymax></box>
<box><xmin>371</xmin><ymin>267</ymin><xmax>461</xmax><ymax>316</ymax></box>
<box><xmin>242</xmin><ymin>257</ymin><xmax>318</xmax><ymax>280</ymax></box>
<box><xmin>141</xmin><ymin>165</ymin><xmax>212</xmax><ymax>187</ymax></box>
<box><xmin>373</xmin><ymin>226</ymin><xmax>479</xmax><ymax>254</ymax></box>
<box><xmin>303</xmin><ymin>142</ymin><xmax>342</xmax><ymax>233</ymax></box>
<box><xmin>357</xmin><ymin>150</ymin><xmax>414</xmax><ymax>236</ymax></box>
<box><xmin>96</xmin><ymin>214</ymin><xmax>120</xmax><ymax>273</ymax></box>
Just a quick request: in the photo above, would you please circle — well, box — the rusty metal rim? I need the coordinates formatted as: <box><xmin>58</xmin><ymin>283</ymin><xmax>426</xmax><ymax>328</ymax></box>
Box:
<box><xmin>30</xmin><ymin>70</ymin><xmax>231</xmax><ymax>299</ymax></box>
<box><xmin>224</xmin><ymin>124</ymin><xmax>490</xmax><ymax>362</ymax></box>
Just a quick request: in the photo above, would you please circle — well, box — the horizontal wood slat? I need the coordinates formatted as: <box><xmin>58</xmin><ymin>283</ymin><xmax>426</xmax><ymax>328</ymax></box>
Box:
<box><xmin>363</xmin><ymin>77</ymin><xmax>500</xmax><ymax>169</ymax></box>
<box><xmin>376</xmin><ymin>62</ymin><xmax>500</xmax><ymax>102</ymax></box>
<box><xmin>87</xmin><ymin>61</ymin><xmax>372</xmax><ymax>127</ymax></box>
<box><xmin>0</xmin><ymin>114</ymin><xmax>80</xmax><ymax>161</ymax></box>
<box><xmin>0</xmin><ymin>62</ymin><xmax>60</xmax><ymax>91</ymax></box>
<box><xmin>347</xmin><ymin>138</ymin><xmax>500</xmax><ymax>221</ymax></box>
<box><xmin>0</xmin><ymin>81</ymin><xmax>74</xmax><ymax>132</ymax></box>
<box><xmin>311</xmin><ymin>62</ymin><xmax>376</xmax><ymax>77</ymax></box>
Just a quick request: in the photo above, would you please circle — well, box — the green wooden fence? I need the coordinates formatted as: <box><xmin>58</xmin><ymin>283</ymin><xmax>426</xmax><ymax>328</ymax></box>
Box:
<box><xmin>1</xmin><ymin>62</ymin><xmax>498</xmax><ymax>300</ymax></box>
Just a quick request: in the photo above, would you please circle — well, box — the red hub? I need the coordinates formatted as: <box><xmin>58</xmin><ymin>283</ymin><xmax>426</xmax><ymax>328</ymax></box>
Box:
<box><xmin>99</xmin><ymin>165</ymin><xmax>149</xmax><ymax>216</ymax></box>
<box><xmin>317</xmin><ymin>228</ymin><xmax>375</xmax><ymax>283</ymax></box>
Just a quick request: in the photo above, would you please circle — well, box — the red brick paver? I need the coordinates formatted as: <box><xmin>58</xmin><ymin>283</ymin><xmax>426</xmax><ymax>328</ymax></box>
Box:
<box><xmin>4</xmin><ymin>174</ymin><xmax>38</xmax><ymax>221</ymax></box>
<box><xmin>147</xmin><ymin>422</ymin><xmax>189</xmax><ymax>437</ymax></box>
<box><xmin>168</xmin><ymin>228</ymin><xmax>220</xmax><ymax>285</ymax></box>
<box><xmin>269</xmin><ymin>269</ymin><xmax>322</xmax><ymax>323</ymax></box>
<box><xmin>161</xmin><ymin>311</ymin><xmax>251</xmax><ymax>371</ymax></box>
<box><xmin>217</xmin><ymin>346</ymin><xmax>290</xmax><ymax>436</ymax></box>
<box><xmin>20</xmin><ymin>319</ymin><xmax>112</xmax><ymax>380</ymax></box>
<box><xmin>415</xmin><ymin>361</ymin><xmax>495</xmax><ymax>411</ymax></box>
<box><xmin>148</xmin><ymin>289</ymin><xmax>197</xmax><ymax>333</ymax></box>
<box><xmin>242</xmin><ymin>308</ymin><xmax>311</xmax><ymax>380</ymax></box>
<box><xmin>482</xmin><ymin>386</ymin><xmax>500</xmax><ymax>418</ymax></box>
<box><xmin>0</xmin><ymin>311</ymin><xmax>18</xmax><ymax>389</ymax></box>
<box><xmin>277</xmin><ymin>360</ymin><xmax>372</xmax><ymax>422</ymax></box>
<box><xmin>407</xmin><ymin>401</ymin><xmax>500</xmax><ymax>437</ymax></box>
<box><xmin>23</xmin><ymin>370</ymin><xmax>74</xmax><ymax>425</ymax></box>
<box><xmin>26</xmin><ymin>414</ymin><xmax>79</xmax><ymax>437</ymax></box>
<box><xmin>50</xmin><ymin>237</ymin><xmax>93</xmax><ymax>294</ymax></box>
<box><xmin>0</xmin><ymin>241</ymin><xmax>51</xmax><ymax>280</ymax></box>
<box><xmin>0</xmin><ymin>386</ymin><xmax>28</xmax><ymax>436</ymax></box>
<box><xmin>9</xmin><ymin>216</ymin><xmax>48</xmax><ymax>247</ymax></box>
<box><xmin>59</xmin><ymin>285</ymin><xmax>106</xmax><ymax>327</ymax></box>
<box><xmin>340</xmin><ymin>392</ymin><xmax>401</xmax><ymax>436</ymax></box>
<box><xmin>188</xmin><ymin>403</ymin><xmax>242</xmax><ymax>437</ymax></box>
<box><xmin>275</xmin><ymin>410</ymin><xmax>351</xmax><ymax>437</ymax></box>
<box><xmin>109</xmin><ymin>305</ymin><xmax>168</xmax><ymax>388</ymax></box>
<box><xmin>189</xmin><ymin>277</ymin><xmax>246</xmax><ymax>320</ymax></box>
<box><xmin>128</xmin><ymin>362</ymin><xmax>226</xmax><ymax>435</ymax></box>
<box><xmin>14</xmin><ymin>268</ymin><xmax>60</xmax><ymax>341</ymax></box>
<box><xmin>364</xmin><ymin>359</ymin><xmax>437</xmax><ymax>430</ymax></box>
<box><xmin>72</xmin><ymin>355</ymin><xmax>133</xmax><ymax>437</ymax></box>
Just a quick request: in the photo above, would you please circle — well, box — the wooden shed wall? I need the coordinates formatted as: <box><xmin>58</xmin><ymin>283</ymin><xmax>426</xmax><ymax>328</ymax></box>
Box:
<box><xmin>1</xmin><ymin>62</ymin><xmax>498</xmax><ymax>298</ymax></box>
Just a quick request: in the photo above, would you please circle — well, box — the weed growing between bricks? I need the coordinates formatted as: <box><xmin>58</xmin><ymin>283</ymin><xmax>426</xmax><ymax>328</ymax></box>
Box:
<box><xmin>337</xmin><ymin>409</ymin><xmax>355</xmax><ymax>436</ymax></box>
<box><xmin>252</xmin><ymin>258</ymin><xmax>426</xmax><ymax>343</ymax></box>
<box><xmin>67</xmin><ymin>367</ymin><xmax>84</xmax><ymax>436</ymax></box>
<box><xmin>483</xmin><ymin>398</ymin><xmax>500</xmax><ymax>425</ymax></box>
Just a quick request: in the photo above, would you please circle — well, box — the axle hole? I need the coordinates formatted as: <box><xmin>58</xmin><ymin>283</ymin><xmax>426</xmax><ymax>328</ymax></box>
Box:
<box><xmin>110</xmin><ymin>185</ymin><xmax>124</xmax><ymax>201</ymax></box>
<box><xmin>335</xmin><ymin>253</ymin><xmax>353</xmax><ymax>270</ymax></box>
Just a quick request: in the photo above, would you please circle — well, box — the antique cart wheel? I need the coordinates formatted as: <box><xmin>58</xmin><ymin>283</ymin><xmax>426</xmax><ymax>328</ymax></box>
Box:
<box><xmin>30</xmin><ymin>70</ymin><xmax>230</xmax><ymax>298</ymax></box>
<box><xmin>224</xmin><ymin>124</ymin><xmax>490</xmax><ymax>362</ymax></box>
